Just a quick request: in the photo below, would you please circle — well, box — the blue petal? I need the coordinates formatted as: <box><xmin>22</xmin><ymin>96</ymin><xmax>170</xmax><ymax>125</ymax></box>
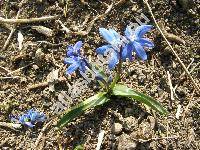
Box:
<box><xmin>67</xmin><ymin>45</ymin><xmax>74</xmax><ymax>57</ymax></box>
<box><xmin>25</xmin><ymin>122</ymin><xmax>34</xmax><ymax>128</ymax></box>
<box><xmin>64</xmin><ymin>57</ymin><xmax>75</xmax><ymax>65</ymax></box>
<box><xmin>108</xmin><ymin>29</ymin><xmax>121</xmax><ymax>44</ymax></box>
<box><xmin>137</xmin><ymin>38</ymin><xmax>154</xmax><ymax>48</ymax></box>
<box><xmin>19</xmin><ymin>114</ymin><xmax>29</xmax><ymax>123</ymax></box>
<box><xmin>29</xmin><ymin>113</ymin><xmax>37</xmax><ymax>122</ymax></box>
<box><xmin>134</xmin><ymin>25</ymin><xmax>153</xmax><ymax>39</ymax></box>
<box><xmin>73</xmin><ymin>41</ymin><xmax>82</xmax><ymax>55</ymax></box>
<box><xmin>99</xmin><ymin>28</ymin><xmax>114</xmax><ymax>44</ymax></box>
<box><xmin>96</xmin><ymin>45</ymin><xmax>112</xmax><ymax>55</ymax></box>
<box><xmin>133</xmin><ymin>41</ymin><xmax>147</xmax><ymax>60</ymax></box>
<box><xmin>122</xmin><ymin>42</ymin><xmax>134</xmax><ymax>61</ymax></box>
<box><xmin>66</xmin><ymin>62</ymin><xmax>79</xmax><ymax>74</ymax></box>
<box><xmin>35</xmin><ymin>113</ymin><xmax>46</xmax><ymax>122</ymax></box>
<box><xmin>108</xmin><ymin>50</ymin><xmax>119</xmax><ymax>70</ymax></box>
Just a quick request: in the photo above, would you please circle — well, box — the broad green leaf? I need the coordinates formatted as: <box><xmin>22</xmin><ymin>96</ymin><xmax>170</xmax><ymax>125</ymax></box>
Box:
<box><xmin>57</xmin><ymin>92</ymin><xmax>109</xmax><ymax>128</ymax></box>
<box><xmin>110</xmin><ymin>73</ymin><xmax>120</xmax><ymax>89</ymax></box>
<box><xmin>112</xmin><ymin>84</ymin><xmax>168</xmax><ymax>115</ymax></box>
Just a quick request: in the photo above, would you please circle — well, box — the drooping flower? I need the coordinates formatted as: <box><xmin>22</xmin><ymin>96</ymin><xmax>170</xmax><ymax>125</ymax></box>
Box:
<box><xmin>96</xmin><ymin>28</ymin><xmax>122</xmax><ymax>70</ymax></box>
<box><xmin>122</xmin><ymin>25</ymin><xmax>154</xmax><ymax>61</ymax></box>
<box><xmin>64</xmin><ymin>41</ymin><xmax>89</xmax><ymax>74</ymax></box>
<box><xmin>11</xmin><ymin>109</ymin><xmax>46</xmax><ymax>128</ymax></box>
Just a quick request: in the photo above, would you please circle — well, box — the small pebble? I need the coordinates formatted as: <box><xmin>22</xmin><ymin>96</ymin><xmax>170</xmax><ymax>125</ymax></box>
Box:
<box><xmin>112</xmin><ymin>123</ymin><xmax>123</xmax><ymax>135</ymax></box>
<box><xmin>32</xmin><ymin>64</ymin><xmax>39</xmax><ymax>70</ymax></box>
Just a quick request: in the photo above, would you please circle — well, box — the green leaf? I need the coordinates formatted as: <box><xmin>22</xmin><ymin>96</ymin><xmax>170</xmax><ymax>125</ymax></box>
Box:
<box><xmin>57</xmin><ymin>92</ymin><xmax>109</xmax><ymax>128</ymax></box>
<box><xmin>112</xmin><ymin>84</ymin><xmax>168</xmax><ymax>115</ymax></box>
<box><xmin>110</xmin><ymin>73</ymin><xmax>120</xmax><ymax>89</ymax></box>
<box><xmin>74</xmin><ymin>145</ymin><xmax>84</xmax><ymax>150</ymax></box>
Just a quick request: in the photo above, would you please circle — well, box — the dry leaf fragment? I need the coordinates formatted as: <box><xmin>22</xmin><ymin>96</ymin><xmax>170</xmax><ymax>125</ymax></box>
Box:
<box><xmin>96</xmin><ymin>130</ymin><xmax>105</xmax><ymax>150</ymax></box>
<box><xmin>17</xmin><ymin>31</ymin><xmax>24</xmax><ymax>50</ymax></box>
<box><xmin>47</xmin><ymin>69</ymin><xmax>59</xmax><ymax>92</ymax></box>
<box><xmin>31</xmin><ymin>26</ymin><xmax>53</xmax><ymax>37</ymax></box>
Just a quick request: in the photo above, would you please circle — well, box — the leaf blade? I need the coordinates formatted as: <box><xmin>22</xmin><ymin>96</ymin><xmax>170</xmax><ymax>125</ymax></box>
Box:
<box><xmin>112</xmin><ymin>84</ymin><xmax>168</xmax><ymax>115</ymax></box>
<box><xmin>57</xmin><ymin>92</ymin><xmax>109</xmax><ymax>128</ymax></box>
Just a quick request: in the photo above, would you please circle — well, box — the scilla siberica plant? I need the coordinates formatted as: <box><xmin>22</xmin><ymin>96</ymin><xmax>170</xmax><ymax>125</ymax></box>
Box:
<box><xmin>57</xmin><ymin>25</ymin><xmax>168</xmax><ymax>128</ymax></box>
<box><xmin>11</xmin><ymin>109</ymin><xmax>46</xmax><ymax>128</ymax></box>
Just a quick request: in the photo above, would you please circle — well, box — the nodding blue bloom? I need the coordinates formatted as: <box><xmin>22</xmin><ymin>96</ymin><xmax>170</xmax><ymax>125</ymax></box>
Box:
<box><xmin>64</xmin><ymin>41</ymin><xmax>89</xmax><ymax>74</ymax></box>
<box><xmin>122</xmin><ymin>25</ymin><xmax>154</xmax><ymax>61</ymax></box>
<box><xmin>96</xmin><ymin>28</ymin><xmax>122</xmax><ymax>70</ymax></box>
<box><xmin>11</xmin><ymin>109</ymin><xmax>46</xmax><ymax>128</ymax></box>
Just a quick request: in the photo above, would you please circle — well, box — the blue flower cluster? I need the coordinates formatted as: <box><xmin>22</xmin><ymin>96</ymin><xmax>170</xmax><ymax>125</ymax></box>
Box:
<box><xmin>64</xmin><ymin>41</ymin><xmax>89</xmax><ymax>74</ymax></box>
<box><xmin>64</xmin><ymin>25</ymin><xmax>154</xmax><ymax>74</ymax></box>
<box><xmin>122</xmin><ymin>25</ymin><xmax>154</xmax><ymax>61</ymax></box>
<box><xmin>11</xmin><ymin>109</ymin><xmax>46</xmax><ymax>128</ymax></box>
<box><xmin>97</xmin><ymin>25</ymin><xmax>154</xmax><ymax>69</ymax></box>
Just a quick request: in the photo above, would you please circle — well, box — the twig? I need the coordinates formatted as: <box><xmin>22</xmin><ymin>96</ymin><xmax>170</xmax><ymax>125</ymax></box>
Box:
<box><xmin>37</xmin><ymin>41</ymin><xmax>68</xmax><ymax>47</ymax></box>
<box><xmin>28</xmin><ymin>82</ymin><xmax>49</xmax><ymax>90</ymax></box>
<box><xmin>175</xmin><ymin>104</ymin><xmax>182</xmax><ymax>119</ymax></box>
<box><xmin>0</xmin><ymin>122</ymin><xmax>22</xmax><ymax>129</ymax></box>
<box><xmin>34</xmin><ymin>121</ymin><xmax>53</xmax><ymax>149</ymax></box>
<box><xmin>57</xmin><ymin>3</ymin><xmax>113</xmax><ymax>36</ymax></box>
<box><xmin>133</xmin><ymin>136</ymin><xmax>179</xmax><ymax>143</ymax></box>
<box><xmin>179</xmin><ymin>58</ymin><xmax>194</xmax><ymax>79</ymax></box>
<box><xmin>0</xmin><ymin>66</ymin><xmax>11</xmax><ymax>74</ymax></box>
<box><xmin>0</xmin><ymin>16</ymin><xmax>58</xmax><ymax>24</ymax></box>
<box><xmin>2</xmin><ymin>0</ymin><xmax>25</xmax><ymax>51</ymax></box>
<box><xmin>143</xmin><ymin>0</ymin><xmax>200</xmax><ymax>93</ymax></box>
<box><xmin>0</xmin><ymin>76</ymin><xmax>21</xmax><ymax>80</ymax></box>
<box><xmin>174</xmin><ymin>61</ymin><xmax>199</xmax><ymax>91</ymax></box>
<box><xmin>167</xmin><ymin>71</ymin><xmax>174</xmax><ymax>109</ymax></box>
<box><xmin>28</xmin><ymin>78</ymin><xmax>65</xmax><ymax>90</ymax></box>
<box><xmin>8</xmin><ymin>63</ymin><xmax>34</xmax><ymax>75</ymax></box>
<box><xmin>74</xmin><ymin>3</ymin><xmax>113</xmax><ymax>35</ymax></box>
<box><xmin>56</xmin><ymin>20</ymin><xmax>71</xmax><ymax>34</ymax></box>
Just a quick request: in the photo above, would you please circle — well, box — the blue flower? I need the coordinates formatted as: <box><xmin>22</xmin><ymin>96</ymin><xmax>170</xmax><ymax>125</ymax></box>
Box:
<box><xmin>96</xmin><ymin>28</ymin><xmax>122</xmax><ymax>70</ymax></box>
<box><xmin>11</xmin><ymin>109</ymin><xmax>46</xmax><ymax>128</ymax></box>
<box><xmin>67</xmin><ymin>41</ymin><xmax>82</xmax><ymax>57</ymax></box>
<box><xmin>64</xmin><ymin>41</ymin><xmax>89</xmax><ymax>74</ymax></box>
<box><xmin>122</xmin><ymin>25</ymin><xmax>154</xmax><ymax>61</ymax></box>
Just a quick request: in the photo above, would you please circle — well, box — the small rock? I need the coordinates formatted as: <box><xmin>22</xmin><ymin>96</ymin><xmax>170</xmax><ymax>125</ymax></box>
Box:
<box><xmin>125</xmin><ymin>143</ymin><xmax>137</xmax><ymax>150</ymax></box>
<box><xmin>112</xmin><ymin>123</ymin><xmax>123</xmax><ymax>135</ymax></box>
<box><xmin>32</xmin><ymin>64</ymin><xmax>39</xmax><ymax>70</ymax></box>
<box><xmin>124</xmin><ymin>116</ymin><xmax>138</xmax><ymax>131</ymax></box>
<box><xmin>139</xmin><ymin>121</ymin><xmax>153</xmax><ymax>139</ymax></box>
<box><xmin>148</xmin><ymin>116</ymin><xmax>156</xmax><ymax>129</ymax></box>
<box><xmin>35</xmin><ymin>48</ymin><xmax>45</xmax><ymax>66</ymax></box>
<box><xmin>118</xmin><ymin>133</ymin><xmax>138</xmax><ymax>150</ymax></box>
